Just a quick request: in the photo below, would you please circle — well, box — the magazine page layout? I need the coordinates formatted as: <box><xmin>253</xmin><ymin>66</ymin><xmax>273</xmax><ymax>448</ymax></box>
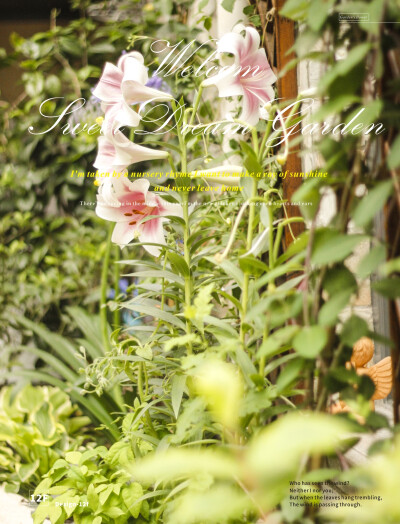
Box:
<box><xmin>1</xmin><ymin>0</ymin><xmax>399</xmax><ymax>523</ymax></box>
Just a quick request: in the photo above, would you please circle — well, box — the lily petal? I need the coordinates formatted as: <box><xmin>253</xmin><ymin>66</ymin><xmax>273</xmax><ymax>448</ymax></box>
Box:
<box><xmin>202</xmin><ymin>25</ymin><xmax>276</xmax><ymax>125</ymax></box>
<box><xmin>94</xmin><ymin>136</ymin><xmax>127</xmax><ymax>173</ymax></box>
<box><xmin>112</xmin><ymin>130</ymin><xmax>168</xmax><ymax>166</ymax></box>
<box><xmin>93</xmin><ymin>50</ymin><xmax>172</xmax><ymax>133</ymax></box>
<box><xmin>92</xmin><ymin>63</ymin><xmax>123</xmax><ymax>102</ymax></box>
<box><xmin>139</xmin><ymin>216</ymin><xmax>166</xmax><ymax>257</ymax></box>
<box><xmin>102</xmin><ymin>99</ymin><xmax>141</xmax><ymax>131</ymax></box>
<box><xmin>112</xmin><ymin>220</ymin><xmax>138</xmax><ymax>247</ymax></box>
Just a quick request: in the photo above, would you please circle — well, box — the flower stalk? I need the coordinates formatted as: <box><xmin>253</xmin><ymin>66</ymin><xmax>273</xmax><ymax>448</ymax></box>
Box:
<box><xmin>100</xmin><ymin>223</ymin><xmax>113</xmax><ymax>352</ymax></box>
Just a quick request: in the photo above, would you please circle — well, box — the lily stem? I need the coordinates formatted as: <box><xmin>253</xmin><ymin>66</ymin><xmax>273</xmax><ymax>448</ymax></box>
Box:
<box><xmin>172</xmin><ymin>99</ymin><xmax>193</xmax><ymax>354</ymax></box>
<box><xmin>188</xmin><ymin>85</ymin><xmax>203</xmax><ymax>127</ymax></box>
<box><xmin>100</xmin><ymin>223</ymin><xmax>113</xmax><ymax>352</ymax></box>
<box><xmin>240</xmin><ymin>177</ymin><xmax>258</xmax><ymax>344</ymax></box>
<box><xmin>113</xmin><ymin>246</ymin><xmax>121</xmax><ymax>328</ymax></box>
<box><xmin>138</xmin><ymin>362</ymin><xmax>158</xmax><ymax>439</ymax></box>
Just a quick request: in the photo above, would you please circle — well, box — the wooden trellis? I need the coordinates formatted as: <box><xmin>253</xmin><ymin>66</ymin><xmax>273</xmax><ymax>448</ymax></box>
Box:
<box><xmin>255</xmin><ymin>0</ymin><xmax>305</xmax><ymax>248</ymax></box>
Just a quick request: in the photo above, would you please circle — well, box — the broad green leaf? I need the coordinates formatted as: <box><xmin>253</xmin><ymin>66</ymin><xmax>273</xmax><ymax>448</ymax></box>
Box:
<box><xmin>293</xmin><ymin>326</ymin><xmax>328</xmax><ymax>358</ymax></box>
<box><xmin>106</xmin><ymin>441</ymin><xmax>134</xmax><ymax>468</ymax></box>
<box><xmin>49</xmin><ymin>503</ymin><xmax>63</xmax><ymax>523</ymax></box>
<box><xmin>168</xmin><ymin>252</ymin><xmax>190</xmax><ymax>277</ymax></box>
<box><xmin>340</xmin><ymin>315</ymin><xmax>369</xmax><ymax>346</ymax></box>
<box><xmin>255</xmin><ymin>252</ymin><xmax>306</xmax><ymax>289</ymax></box>
<box><xmin>87</xmin><ymin>484</ymin><xmax>99</xmax><ymax>508</ymax></box>
<box><xmin>62</xmin><ymin>496</ymin><xmax>80</xmax><ymax>518</ymax></box>
<box><xmin>379</xmin><ymin>257</ymin><xmax>400</xmax><ymax>277</ymax></box>
<box><xmin>311</xmin><ymin>95</ymin><xmax>361</xmax><ymax>123</ymax></box>
<box><xmin>131</xmin><ymin>448</ymin><xmax>239</xmax><ymax>483</ymax></box>
<box><xmin>125</xmin><ymin>269</ymin><xmax>184</xmax><ymax>286</ymax></box>
<box><xmin>11</xmin><ymin>370</ymin><xmax>120</xmax><ymax>440</ymax></box>
<box><xmin>195</xmin><ymin>359</ymin><xmax>242</xmax><ymax>429</ymax></box>
<box><xmin>357</xmin><ymin>244</ymin><xmax>386</xmax><ymax>278</ymax></box>
<box><xmin>240</xmin><ymin>390</ymin><xmax>272</xmax><ymax>416</ymax></box>
<box><xmin>239</xmin><ymin>255</ymin><xmax>269</xmax><ymax>275</ymax></box>
<box><xmin>319</xmin><ymin>43</ymin><xmax>371</xmax><ymax>92</ymax></box>
<box><xmin>34</xmin><ymin>403</ymin><xmax>56</xmax><ymax>439</ymax></box>
<box><xmin>388</xmin><ymin>135</ymin><xmax>400</xmax><ymax>169</ymax></box>
<box><xmin>352</xmin><ymin>180</ymin><xmax>393</xmax><ymax>228</ymax></box>
<box><xmin>308</xmin><ymin>0</ymin><xmax>335</xmax><ymax>31</ymax></box>
<box><xmin>88</xmin><ymin>42</ymin><xmax>116</xmax><ymax>54</ymax></box>
<box><xmin>15</xmin><ymin>385</ymin><xmax>44</xmax><ymax>414</ymax></box>
<box><xmin>359</xmin><ymin>0</ymin><xmax>385</xmax><ymax>35</ymax></box>
<box><xmin>65</xmin><ymin>451</ymin><xmax>82</xmax><ymax>465</ymax></box>
<box><xmin>319</xmin><ymin>289</ymin><xmax>352</xmax><ymax>326</ymax></box>
<box><xmin>99</xmin><ymin>485</ymin><xmax>114</xmax><ymax>506</ymax></box>
<box><xmin>121</xmin><ymin>482</ymin><xmax>143</xmax><ymax>518</ymax></box>
<box><xmin>171</xmin><ymin>374</ymin><xmax>187</xmax><ymax>419</ymax></box>
<box><xmin>257</xmin><ymin>325</ymin><xmax>300</xmax><ymax>359</ymax></box>
<box><xmin>136</xmin><ymin>345</ymin><xmax>153</xmax><ymax>360</ymax></box>
<box><xmin>276</xmin><ymin>358</ymin><xmax>305</xmax><ymax>391</ymax></box>
<box><xmin>312</xmin><ymin>230</ymin><xmax>367</xmax><ymax>265</ymax></box>
<box><xmin>35</xmin><ymin>477</ymin><xmax>52</xmax><ymax>495</ymax></box>
<box><xmin>167</xmin><ymin>485</ymin><xmax>250</xmax><ymax>524</ymax></box>
<box><xmin>207</xmin><ymin>257</ymin><xmax>244</xmax><ymax>287</ymax></box>
<box><xmin>17</xmin><ymin>460</ymin><xmax>39</xmax><ymax>482</ymax></box>
<box><xmin>323</xmin><ymin>265</ymin><xmax>358</xmax><ymax>296</ymax></box>
<box><xmin>124</xmin><ymin>303</ymin><xmax>186</xmax><ymax>330</ymax></box>
<box><xmin>344</xmin><ymin>99</ymin><xmax>383</xmax><ymax>129</ymax></box>
<box><xmin>372</xmin><ymin>278</ymin><xmax>400</xmax><ymax>299</ymax></box>
<box><xmin>33</xmin><ymin>503</ymin><xmax>50</xmax><ymax>524</ymax></box>
<box><xmin>16</xmin><ymin>317</ymin><xmax>82</xmax><ymax>371</ymax></box>
<box><xmin>280</xmin><ymin>0</ymin><xmax>310</xmax><ymax>20</ymax></box>
<box><xmin>292</xmin><ymin>178</ymin><xmax>321</xmax><ymax>220</ymax></box>
<box><xmin>247</xmin><ymin>413</ymin><xmax>350</xmax><ymax>481</ymax></box>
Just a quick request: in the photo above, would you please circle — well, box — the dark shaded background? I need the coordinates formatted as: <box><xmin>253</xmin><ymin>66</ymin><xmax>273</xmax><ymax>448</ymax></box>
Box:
<box><xmin>0</xmin><ymin>0</ymin><xmax>75</xmax><ymax>102</ymax></box>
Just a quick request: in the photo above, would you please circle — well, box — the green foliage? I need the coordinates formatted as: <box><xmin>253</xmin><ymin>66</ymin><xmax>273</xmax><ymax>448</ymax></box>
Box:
<box><xmin>33</xmin><ymin>438</ymin><xmax>150</xmax><ymax>524</ymax></box>
<box><xmin>0</xmin><ymin>385</ymin><xmax>91</xmax><ymax>495</ymax></box>
<box><xmin>9</xmin><ymin>310</ymin><xmax>123</xmax><ymax>441</ymax></box>
<box><xmin>323</xmin><ymin>434</ymin><xmax>400</xmax><ymax>524</ymax></box>
<box><xmin>131</xmin><ymin>412</ymin><xmax>351</xmax><ymax>523</ymax></box>
<box><xmin>1</xmin><ymin>0</ymin><xmax>399</xmax><ymax>522</ymax></box>
<box><xmin>0</xmin><ymin>212</ymin><xmax>107</xmax><ymax>334</ymax></box>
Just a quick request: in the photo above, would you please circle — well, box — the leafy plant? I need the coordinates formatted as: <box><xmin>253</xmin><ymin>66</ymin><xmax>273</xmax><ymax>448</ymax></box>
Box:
<box><xmin>80</xmin><ymin>0</ymin><xmax>399</xmax><ymax>522</ymax></box>
<box><xmin>8</xmin><ymin>308</ymin><xmax>123</xmax><ymax>441</ymax></box>
<box><xmin>2</xmin><ymin>0</ymin><xmax>400</xmax><ymax>523</ymax></box>
<box><xmin>0</xmin><ymin>385</ymin><xmax>91</xmax><ymax>496</ymax></box>
<box><xmin>33</xmin><ymin>420</ymin><xmax>153</xmax><ymax>524</ymax></box>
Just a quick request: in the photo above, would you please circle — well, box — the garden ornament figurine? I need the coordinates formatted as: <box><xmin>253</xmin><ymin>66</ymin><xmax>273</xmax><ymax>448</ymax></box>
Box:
<box><xmin>331</xmin><ymin>337</ymin><xmax>393</xmax><ymax>414</ymax></box>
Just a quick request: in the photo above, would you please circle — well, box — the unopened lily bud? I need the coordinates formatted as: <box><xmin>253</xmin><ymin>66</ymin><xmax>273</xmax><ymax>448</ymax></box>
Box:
<box><xmin>276</xmin><ymin>154</ymin><xmax>287</xmax><ymax>166</ymax></box>
<box><xmin>263</xmin><ymin>102</ymin><xmax>272</xmax><ymax>112</ymax></box>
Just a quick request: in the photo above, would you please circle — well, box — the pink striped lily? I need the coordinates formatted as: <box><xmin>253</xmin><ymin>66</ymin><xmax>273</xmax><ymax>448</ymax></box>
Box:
<box><xmin>202</xmin><ymin>25</ymin><xmax>276</xmax><ymax>126</ymax></box>
<box><xmin>93</xmin><ymin>131</ymin><xmax>168</xmax><ymax>189</ymax></box>
<box><xmin>96</xmin><ymin>178</ymin><xmax>182</xmax><ymax>256</ymax></box>
<box><xmin>93</xmin><ymin>51</ymin><xmax>173</xmax><ymax>132</ymax></box>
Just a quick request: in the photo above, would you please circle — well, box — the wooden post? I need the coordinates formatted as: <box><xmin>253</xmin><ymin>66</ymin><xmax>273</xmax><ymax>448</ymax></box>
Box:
<box><xmin>385</xmin><ymin>200</ymin><xmax>400</xmax><ymax>423</ymax></box>
<box><xmin>273</xmin><ymin>0</ymin><xmax>305</xmax><ymax>246</ymax></box>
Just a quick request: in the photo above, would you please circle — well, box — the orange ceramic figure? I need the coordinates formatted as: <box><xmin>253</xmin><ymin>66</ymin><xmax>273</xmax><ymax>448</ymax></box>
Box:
<box><xmin>330</xmin><ymin>337</ymin><xmax>393</xmax><ymax>415</ymax></box>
